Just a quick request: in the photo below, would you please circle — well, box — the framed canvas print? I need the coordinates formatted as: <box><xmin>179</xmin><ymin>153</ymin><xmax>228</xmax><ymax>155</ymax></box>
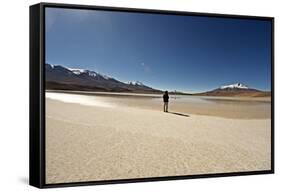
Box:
<box><xmin>29</xmin><ymin>2</ymin><xmax>274</xmax><ymax>188</ymax></box>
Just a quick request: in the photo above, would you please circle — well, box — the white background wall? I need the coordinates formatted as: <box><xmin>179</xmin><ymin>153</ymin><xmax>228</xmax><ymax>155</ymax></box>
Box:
<box><xmin>0</xmin><ymin>0</ymin><xmax>279</xmax><ymax>190</ymax></box>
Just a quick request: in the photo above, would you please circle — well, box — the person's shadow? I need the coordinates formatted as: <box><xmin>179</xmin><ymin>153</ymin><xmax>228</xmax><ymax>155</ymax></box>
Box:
<box><xmin>168</xmin><ymin>112</ymin><xmax>189</xmax><ymax>117</ymax></box>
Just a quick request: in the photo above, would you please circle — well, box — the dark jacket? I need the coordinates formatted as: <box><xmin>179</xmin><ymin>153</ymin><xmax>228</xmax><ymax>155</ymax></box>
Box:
<box><xmin>163</xmin><ymin>93</ymin><xmax>169</xmax><ymax>102</ymax></box>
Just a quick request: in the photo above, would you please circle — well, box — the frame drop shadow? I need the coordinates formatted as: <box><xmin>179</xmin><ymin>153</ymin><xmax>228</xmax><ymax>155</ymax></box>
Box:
<box><xmin>18</xmin><ymin>176</ymin><xmax>29</xmax><ymax>185</ymax></box>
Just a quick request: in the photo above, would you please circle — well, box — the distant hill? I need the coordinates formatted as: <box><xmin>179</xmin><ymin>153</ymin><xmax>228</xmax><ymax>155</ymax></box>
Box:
<box><xmin>45</xmin><ymin>64</ymin><xmax>162</xmax><ymax>93</ymax></box>
<box><xmin>195</xmin><ymin>83</ymin><xmax>271</xmax><ymax>97</ymax></box>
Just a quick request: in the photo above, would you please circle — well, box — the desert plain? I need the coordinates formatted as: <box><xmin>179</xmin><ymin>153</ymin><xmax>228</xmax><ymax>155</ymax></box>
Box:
<box><xmin>45</xmin><ymin>91</ymin><xmax>271</xmax><ymax>184</ymax></box>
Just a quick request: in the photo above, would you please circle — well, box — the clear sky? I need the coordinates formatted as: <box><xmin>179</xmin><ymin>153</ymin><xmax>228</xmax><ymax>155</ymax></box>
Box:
<box><xmin>46</xmin><ymin>8</ymin><xmax>272</xmax><ymax>93</ymax></box>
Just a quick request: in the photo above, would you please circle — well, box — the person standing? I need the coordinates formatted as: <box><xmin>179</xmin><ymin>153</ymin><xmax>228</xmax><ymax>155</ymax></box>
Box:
<box><xmin>163</xmin><ymin>91</ymin><xmax>169</xmax><ymax>112</ymax></box>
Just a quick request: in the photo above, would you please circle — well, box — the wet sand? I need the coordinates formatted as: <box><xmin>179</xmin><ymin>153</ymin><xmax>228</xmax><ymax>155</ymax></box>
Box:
<box><xmin>45</xmin><ymin>92</ymin><xmax>271</xmax><ymax>184</ymax></box>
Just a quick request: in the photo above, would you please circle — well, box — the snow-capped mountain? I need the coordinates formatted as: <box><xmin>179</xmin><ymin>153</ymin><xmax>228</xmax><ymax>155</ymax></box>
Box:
<box><xmin>67</xmin><ymin>67</ymin><xmax>112</xmax><ymax>79</ymax></box>
<box><xmin>68</xmin><ymin>68</ymin><xmax>90</xmax><ymax>75</ymax></box>
<box><xmin>45</xmin><ymin>63</ymin><xmax>161</xmax><ymax>93</ymax></box>
<box><xmin>197</xmin><ymin>82</ymin><xmax>269</xmax><ymax>97</ymax></box>
<box><xmin>220</xmin><ymin>83</ymin><xmax>249</xmax><ymax>89</ymax></box>
<box><xmin>127</xmin><ymin>81</ymin><xmax>144</xmax><ymax>86</ymax></box>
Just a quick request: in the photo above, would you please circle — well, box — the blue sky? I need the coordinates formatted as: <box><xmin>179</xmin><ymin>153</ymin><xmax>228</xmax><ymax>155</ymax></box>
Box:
<box><xmin>46</xmin><ymin>8</ymin><xmax>272</xmax><ymax>93</ymax></box>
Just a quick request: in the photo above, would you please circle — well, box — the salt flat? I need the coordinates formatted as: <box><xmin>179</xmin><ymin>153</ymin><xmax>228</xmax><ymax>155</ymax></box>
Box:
<box><xmin>45</xmin><ymin>92</ymin><xmax>271</xmax><ymax>184</ymax></box>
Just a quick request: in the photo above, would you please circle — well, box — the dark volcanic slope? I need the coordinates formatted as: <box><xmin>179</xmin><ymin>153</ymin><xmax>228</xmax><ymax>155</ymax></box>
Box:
<box><xmin>45</xmin><ymin>64</ymin><xmax>162</xmax><ymax>93</ymax></box>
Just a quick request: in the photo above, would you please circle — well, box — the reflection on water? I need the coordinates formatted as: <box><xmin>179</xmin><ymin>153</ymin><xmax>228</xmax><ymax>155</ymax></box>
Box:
<box><xmin>153</xmin><ymin>96</ymin><xmax>211</xmax><ymax>104</ymax></box>
<box><xmin>153</xmin><ymin>95</ymin><xmax>270</xmax><ymax>106</ymax></box>
<box><xmin>46</xmin><ymin>92</ymin><xmax>115</xmax><ymax>108</ymax></box>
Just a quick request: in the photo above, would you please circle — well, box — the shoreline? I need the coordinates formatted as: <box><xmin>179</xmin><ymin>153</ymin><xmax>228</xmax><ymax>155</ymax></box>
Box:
<box><xmin>46</xmin><ymin>89</ymin><xmax>271</xmax><ymax>102</ymax></box>
<box><xmin>46</xmin><ymin>91</ymin><xmax>271</xmax><ymax>119</ymax></box>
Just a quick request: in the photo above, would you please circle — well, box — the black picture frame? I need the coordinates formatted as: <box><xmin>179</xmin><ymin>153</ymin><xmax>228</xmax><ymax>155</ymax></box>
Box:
<box><xmin>30</xmin><ymin>2</ymin><xmax>275</xmax><ymax>189</ymax></box>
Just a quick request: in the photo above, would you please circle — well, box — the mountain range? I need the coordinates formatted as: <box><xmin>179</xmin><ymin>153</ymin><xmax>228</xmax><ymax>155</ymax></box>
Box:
<box><xmin>45</xmin><ymin>64</ymin><xmax>270</xmax><ymax>97</ymax></box>
<box><xmin>45</xmin><ymin>64</ymin><xmax>162</xmax><ymax>93</ymax></box>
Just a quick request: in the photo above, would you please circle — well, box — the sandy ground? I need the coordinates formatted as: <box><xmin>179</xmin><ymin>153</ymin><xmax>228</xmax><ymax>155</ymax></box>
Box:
<box><xmin>45</xmin><ymin>95</ymin><xmax>271</xmax><ymax>184</ymax></box>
